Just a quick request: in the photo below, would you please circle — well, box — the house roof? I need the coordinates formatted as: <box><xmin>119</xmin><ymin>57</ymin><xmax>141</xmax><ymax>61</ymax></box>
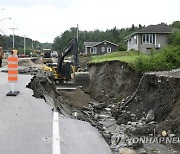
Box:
<box><xmin>139</xmin><ymin>23</ymin><xmax>171</xmax><ymax>33</ymax></box>
<box><xmin>125</xmin><ymin>23</ymin><xmax>172</xmax><ymax>40</ymax></box>
<box><xmin>84</xmin><ymin>42</ymin><xmax>100</xmax><ymax>47</ymax></box>
<box><xmin>84</xmin><ymin>40</ymin><xmax>118</xmax><ymax>47</ymax></box>
<box><xmin>93</xmin><ymin>40</ymin><xmax>118</xmax><ymax>47</ymax></box>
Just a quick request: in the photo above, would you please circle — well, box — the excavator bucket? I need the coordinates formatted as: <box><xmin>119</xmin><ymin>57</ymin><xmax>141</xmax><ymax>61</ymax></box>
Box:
<box><xmin>73</xmin><ymin>72</ymin><xmax>90</xmax><ymax>87</ymax></box>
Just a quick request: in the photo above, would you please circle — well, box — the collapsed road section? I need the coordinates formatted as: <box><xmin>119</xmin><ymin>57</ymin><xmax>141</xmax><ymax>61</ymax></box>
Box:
<box><xmin>26</xmin><ymin>59</ymin><xmax>180</xmax><ymax>154</ymax></box>
<box><xmin>88</xmin><ymin>61</ymin><xmax>180</xmax><ymax>153</ymax></box>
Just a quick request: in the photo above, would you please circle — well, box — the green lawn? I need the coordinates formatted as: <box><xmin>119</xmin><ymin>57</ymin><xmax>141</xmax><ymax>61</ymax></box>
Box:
<box><xmin>89</xmin><ymin>51</ymin><xmax>147</xmax><ymax>64</ymax></box>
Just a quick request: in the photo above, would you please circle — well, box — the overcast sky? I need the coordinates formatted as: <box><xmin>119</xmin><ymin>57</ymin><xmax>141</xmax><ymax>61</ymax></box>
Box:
<box><xmin>0</xmin><ymin>0</ymin><xmax>179</xmax><ymax>43</ymax></box>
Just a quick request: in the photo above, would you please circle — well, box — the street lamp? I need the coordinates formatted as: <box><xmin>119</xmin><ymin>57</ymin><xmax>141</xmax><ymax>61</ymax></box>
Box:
<box><xmin>0</xmin><ymin>18</ymin><xmax>11</xmax><ymax>35</ymax></box>
<box><xmin>9</xmin><ymin>27</ymin><xmax>17</xmax><ymax>48</ymax></box>
<box><xmin>0</xmin><ymin>18</ymin><xmax>11</xmax><ymax>22</ymax></box>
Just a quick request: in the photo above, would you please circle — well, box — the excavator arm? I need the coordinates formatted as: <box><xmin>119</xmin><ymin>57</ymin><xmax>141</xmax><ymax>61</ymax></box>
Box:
<box><xmin>57</xmin><ymin>39</ymin><xmax>74</xmax><ymax>75</ymax></box>
<box><xmin>56</xmin><ymin>38</ymin><xmax>90</xmax><ymax>87</ymax></box>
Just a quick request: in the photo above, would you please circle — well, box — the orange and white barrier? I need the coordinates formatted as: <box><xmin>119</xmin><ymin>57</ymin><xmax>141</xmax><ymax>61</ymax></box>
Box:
<box><xmin>6</xmin><ymin>51</ymin><xmax>19</xmax><ymax>96</ymax></box>
<box><xmin>8</xmin><ymin>55</ymin><xmax>18</xmax><ymax>82</ymax></box>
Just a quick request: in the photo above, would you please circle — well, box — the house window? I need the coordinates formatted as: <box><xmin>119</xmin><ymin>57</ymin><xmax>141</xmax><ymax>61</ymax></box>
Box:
<box><xmin>101</xmin><ymin>47</ymin><xmax>105</xmax><ymax>52</ymax></box>
<box><xmin>90</xmin><ymin>47</ymin><xmax>97</xmax><ymax>54</ymax></box>
<box><xmin>90</xmin><ymin>48</ymin><xmax>93</xmax><ymax>54</ymax></box>
<box><xmin>93</xmin><ymin>47</ymin><xmax>97</xmax><ymax>54</ymax></box>
<box><xmin>107</xmin><ymin>47</ymin><xmax>112</xmax><ymax>53</ymax></box>
<box><xmin>134</xmin><ymin>35</ymin><xmax>137</xmax><ymax>44</ymax></box>
<box><xmin>142</xmin><ymin>34</ymin><xmax>153</xmax><ymax>44</ymax></box>
<box><xmin>85</xmin><ymin>47</ymin><xmax>88</xmax><ymax>54</ymax></box>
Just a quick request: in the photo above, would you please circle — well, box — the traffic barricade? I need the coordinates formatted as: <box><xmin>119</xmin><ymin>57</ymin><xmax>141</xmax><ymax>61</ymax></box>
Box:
<box><xmin>6</xmin><ymin>51</ymin><xmax>19</xmax><ymax>96</ymax></box>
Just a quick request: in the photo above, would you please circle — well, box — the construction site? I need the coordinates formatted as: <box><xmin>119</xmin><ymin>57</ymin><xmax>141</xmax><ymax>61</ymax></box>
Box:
<box><xmin>0</xmin><ymin>38</ymin><xmax>180</xmax><ymax>154</ymax></box>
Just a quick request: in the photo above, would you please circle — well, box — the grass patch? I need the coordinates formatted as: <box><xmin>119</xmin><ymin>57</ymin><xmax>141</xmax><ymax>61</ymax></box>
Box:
<box><xmin>89</xmin><ymin>51</ymin><xmax>147</xmax><ymax>64</ymax></box>
<box><xmin>89</xmin><ymin>45</ymin><xmax>180</xmax><ymax>72</ymax></box>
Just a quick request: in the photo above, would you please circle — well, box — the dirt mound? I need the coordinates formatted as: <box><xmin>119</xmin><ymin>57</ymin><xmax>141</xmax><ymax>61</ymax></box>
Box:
<box><xmin>18</xmin><ymin>58</ymin><xmax>36</xmax><ymax>67</ymax></box>
<box><xmin>31</xmin><ymin>58</ymin><xmax>43</xmax><ymax>64</ymax></box>
<box><xmin>88</xmin><ymin>61</ymin><xmax>141</xmax><ymax>103</ymax></box>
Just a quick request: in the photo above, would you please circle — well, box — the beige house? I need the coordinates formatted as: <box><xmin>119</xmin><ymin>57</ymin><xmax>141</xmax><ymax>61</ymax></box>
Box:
<box><xmin>125</xmin><ymin>23</ymin><xmax>171</xmax><ymax>53</ymax></box>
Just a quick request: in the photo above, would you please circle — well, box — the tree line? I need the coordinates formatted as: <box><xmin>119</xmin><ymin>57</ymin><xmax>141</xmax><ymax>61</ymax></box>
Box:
<box><xmin>52</xmin><ymin>21</ymin><xmax>180</xmax><ymax>52</ymax></box>
<box><xmin>0</xmin><ymin>21</ymin><xmax>179</xmax><ymax>54</ymax></box>
<box><xmin>52</xmin><ymin>25</ymin><xmax>141</xmax><ymax>52</ymax></box>
<box><xmin>0</xmin><ymin>35</ymin><xmax>42</xmax><ymax>54</ymax></box>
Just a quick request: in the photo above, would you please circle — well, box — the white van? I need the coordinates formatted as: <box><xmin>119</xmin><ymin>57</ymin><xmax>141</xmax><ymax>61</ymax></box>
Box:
<box><xmin>51</xmin><ymin>51</ymin><xmax>58</xmax><ymax>58</ymax></box>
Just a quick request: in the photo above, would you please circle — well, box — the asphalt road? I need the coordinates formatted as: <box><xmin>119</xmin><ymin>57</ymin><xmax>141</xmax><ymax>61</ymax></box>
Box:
<box><xmin>59</xmin><ymin>115</ymin><xmax>112</xmax><ymax>154</ymax></box>
<box><xmin>0</xmin><ymin>72</ymin><xmax>112</xmax><ymax>154</ymax></box>
<box><xmin>0</xmin><ymin>73</ymin><xmax>52</xmax><ymax>154</ymax></box>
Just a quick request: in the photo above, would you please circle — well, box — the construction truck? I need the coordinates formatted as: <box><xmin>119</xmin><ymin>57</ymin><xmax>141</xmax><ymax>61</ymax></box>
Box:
<box><xmin>42</xmin><ymin>48</ymin><xmax>53</xmax><ymax>64</ymax></box>
<box><xmin>43</xmin><ymin>38</ymin><xmax>90</xmax><ymax>87</ymax></box>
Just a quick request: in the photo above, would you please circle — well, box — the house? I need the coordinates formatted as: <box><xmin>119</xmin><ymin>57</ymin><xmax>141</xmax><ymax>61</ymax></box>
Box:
<box><xmin>84</xmin><ymin>40</ymin><xmax>118</xmax><ymax>55</ymax></box>
<box><xmin>125</xmin><ymin>23</ymin><xmax>171</xmax><ymax>53</ymax></box>
<box><xmin>83</xmin><ymin>42</ymin><xmax>100</xmax><ymax>54</ymax></box>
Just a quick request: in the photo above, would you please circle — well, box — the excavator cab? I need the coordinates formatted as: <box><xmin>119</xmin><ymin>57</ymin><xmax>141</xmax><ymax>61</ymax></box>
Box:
<box><xmin>58</xmin><ymin>59</ymin><xmax>73</xmax><ymax>81</ymax></box>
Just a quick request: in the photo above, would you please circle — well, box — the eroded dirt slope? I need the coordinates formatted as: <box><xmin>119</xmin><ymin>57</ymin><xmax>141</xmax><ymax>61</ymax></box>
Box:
<box><xmin>88</xmin><ymin>61</ymin><xmax>180</xmax><ymax>153</ymax></box>
<box><xmin>88</xmin><ymin>61</ymin><xmax>180</xmax><ymax>135</ymax></box>
<box><xmin>88</xmin><ymin>61</ymin><xmax>141</xmax><ymax>103</ymax></box>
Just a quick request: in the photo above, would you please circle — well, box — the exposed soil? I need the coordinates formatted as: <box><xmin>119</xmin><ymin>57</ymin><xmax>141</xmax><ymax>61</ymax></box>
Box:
<box><xmin>123</xmin><ymin>74</ymin><xmax>180</xmax><ymax>133</ymax></box>
<box><xmin>18</xmin><ymin>58</ymin><xmax>45</xmax><ymax>68</ymax></box>
<box><xmin>58</xmin><ymin>87</ymin><xmax>92</xmax><ymax>108</ymax></box>
<box><xmin>18</xmin><ymin>58</ymin><xmax>36</xmax><ymax>67</ymax></box>
<box><xmin>88</xmin><ymin>61</ymin><xmax>180</xmax><ymax>133</ymax></box>
<box><xmin>26</xmin><ymin>71</ymin><xmax>93</xmax><ymax>118</ymax></box>
<box><xmin>26</xmin><ymin>72</ymin><xmax>61</xmax><ymax>107</ymax></box>
<box><xmin>79</xmin><ymin>55</ymin><xmax>91</xmax><ymax>71</ymax></box>
<box><xmin>88</xmin><ymin>61</ymin><xmax>141</xmax><ymax>103</ymax></box>
<box><xmin>87</xmin><ymin>61</ymin><xmax>180</xmax><ymax>153</ymax></box>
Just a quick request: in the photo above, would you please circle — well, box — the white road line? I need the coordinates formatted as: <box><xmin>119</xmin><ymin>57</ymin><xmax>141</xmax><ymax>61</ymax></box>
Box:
<box><xmin>53</xmin><ymin>111</ymin><xmax>61</xmax><ymax>154</ymax></box>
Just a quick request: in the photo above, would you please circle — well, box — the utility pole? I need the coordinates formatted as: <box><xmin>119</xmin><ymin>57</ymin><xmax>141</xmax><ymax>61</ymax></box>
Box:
<box><xmin>74</xmin><ymin>24</ymin><xmax>79</xmax><ymax>69</ymax></box>
<box><xmin>32</xmin><ymin>40</ymin><xmax>33</xmax><ymax>51</ymax></box>
<box><xmin>9</xmin><ymin>28</ymin><xmax>17</xmax><ymax>48</ymax></box>
<box><xmin>23</xmin><ymin>35</ymin><xmax>26</xmax><ymax>55</ymax></box>
<box><xmin>76</xmin><ymin>24</ymin><xmax>79</xmax><ymax>42</ymax></box>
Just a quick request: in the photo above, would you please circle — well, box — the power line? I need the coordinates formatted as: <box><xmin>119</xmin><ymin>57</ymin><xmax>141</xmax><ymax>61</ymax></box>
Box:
<box><xmin>0</xmin><ymin>27</ymin><xmax>6</xmax><ymax>35</ymax></box>
<box><xmin>12</xmin><ymin>23</ymin><xmax>67</xmax><ymax>28</ymax></box>
<box><xmin>0</xmin><ymin>24</ymin><xmax>9</xmax><ymax>35</ymax></box>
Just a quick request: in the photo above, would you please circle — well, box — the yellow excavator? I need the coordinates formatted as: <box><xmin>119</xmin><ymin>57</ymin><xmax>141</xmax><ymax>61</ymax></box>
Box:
<box><xmin>43</xmin><ymin>38</ymin><xmax>90</xmax><ymax>87</ymax></box>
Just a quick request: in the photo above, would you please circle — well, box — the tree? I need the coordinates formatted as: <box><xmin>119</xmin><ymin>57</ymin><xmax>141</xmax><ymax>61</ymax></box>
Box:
<box><xmin>130</xmin><ymin>24</ymin><xmax>135</xmax><ymax>31</ymax></box>
<box><xmin>172</xmin><ymin>21</ymin><xmax>180</xmax><ymax>29</ymax></box>
<box><xmin>169</xmin><ymin>32</ymin><xmax>180</xmax><ymax>46</ymax></box>
<box><xmin>138</xmin><ymin>24</ymin><xmax>142</xmax><ymax>29</ymax></box>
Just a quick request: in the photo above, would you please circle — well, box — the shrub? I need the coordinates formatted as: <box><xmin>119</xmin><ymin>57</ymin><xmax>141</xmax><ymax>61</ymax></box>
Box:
<box><xmin>118</xmin><ymin>43</ymin><xmax>127</xmax><ymax>51</ymax></box>
<box><xmin>169</xmin><ymin>32</ymin><xmax>180</xmax><ymax>46</ymax></box>
<box><xmin>134</xmin><ymin>45</ymin><xmax>180</xmax><ymax>72</ymax></box>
